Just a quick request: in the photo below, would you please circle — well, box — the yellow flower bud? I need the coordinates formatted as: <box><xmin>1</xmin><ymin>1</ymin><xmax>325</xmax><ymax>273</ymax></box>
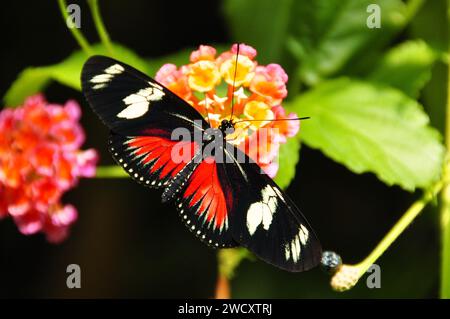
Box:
<box><xmin>188</xmin><ymin>61</ymin><xmax>221</xmax><ymax>92</ymax></box>
<box><xmin>220</xmin><ymin>55</ymin><xmax>255</xmax><ymax>87</ymax></box>
<box><xmin>243</xmin><ymin>100</ymin><xmax>274</xmax><ymax>129</ymax></box>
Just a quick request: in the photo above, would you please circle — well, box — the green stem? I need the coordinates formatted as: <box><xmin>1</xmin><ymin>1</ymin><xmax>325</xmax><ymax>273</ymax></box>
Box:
<box><xmin>332</xmin><ymin>174</ymin><xmax>446</xmax><ymax>291</ymax></box>
<box><xmin>357</xmin><ymin>177</ymin><xmax>445</xmax><ymax>279</ymax></box>
<box><xmin>87</xmin><ymin>0</ymin><xmax>114</xmax><ymax>56</ymax></box>
<box><xmin>95</xmin><ymin>165</ymin><xmax>129</xmax><ymax>178</ymax></box>
<box><xmin>404</xmin><ymin>0</ymin><xmax>425</xmax><ymax>24</ymax></box>
<box><xmin>440</xmin><ymin>0</ymin><xmax>450</xmax><ymax>298</ymax></box>
<box><xmin>216</xmin><ymin>248</ymin><xmax>251</xmax><ymax>298</ymax></box>
<box><xmin>57</xmin><ymin>0</ymin><xmax>93</xmax><ymax>55</ymax></box>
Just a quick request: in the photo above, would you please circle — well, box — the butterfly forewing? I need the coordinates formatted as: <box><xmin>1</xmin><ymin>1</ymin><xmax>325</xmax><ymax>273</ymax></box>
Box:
<box><xmin>81</xmin><ymin>55</ymin><xmax>208</xmax><ymax>136</ymax></box>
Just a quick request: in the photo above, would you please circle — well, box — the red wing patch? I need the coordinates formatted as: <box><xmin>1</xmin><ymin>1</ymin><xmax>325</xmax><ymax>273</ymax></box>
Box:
<box><xmin>183</xmin><ymin>158</ymin><xmax>230</xmax><ymax>231</ymax></box>
<box><xmin>109</xmin><ymin>134</ymin><xmax>198</xmax><ymax>188</ymax></box>
<box><xmin>176</xmin><ymin>157</ymin><xmax>237</xmax><ymax>248</ymax></box>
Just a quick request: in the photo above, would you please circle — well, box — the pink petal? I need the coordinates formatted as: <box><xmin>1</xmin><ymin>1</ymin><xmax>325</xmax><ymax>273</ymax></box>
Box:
<box><xmin>75</xmin><ymin>148</ymin><xmax>99</xmax><ymax>177</ymax></box>
<box><xmin>266</xmin><ymin>64</ymin><xmax>288</xmax><ymax>83</ymax></box>
<box><xmin>14</xmin><ymin>210</ymin><xmax>43</xmax><ymax>235</ymax></box>
<box><xmin>190</xmin><ymin>45</ymin><xmax>217</xmax><ymax>62</ymax></box>
<box><xmin>231</xmin><ymin>43</ymin><xmax>257</xmax><ymax>59</ymax></box>
<box><xmin>155</xmin><ymin>64</ymin><xmax>179</xmax><ymax>85</ymax></box>
<box><xmin>261</xmin><ymin>161</ymin><xmax>279</xmax><ymax>178</ymax></box>
<box><xmin>50</xmin><ymin>204</ymin><xmax>78</xmax><ymax>227</ymax></box>
<box><xmin>64</xmin><ymin>100</ymin><xmax>82</xmax><ymax>121</ymax></box>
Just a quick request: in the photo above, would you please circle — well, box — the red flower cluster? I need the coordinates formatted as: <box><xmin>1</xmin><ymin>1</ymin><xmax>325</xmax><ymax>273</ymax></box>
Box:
<box><xmin>155</xmin><ymin>44</ymin><xmax>299</xmax><ymax>177</ymax></box>
<box><xmin>0</xmin><ymin>95</ymin><xmax>98</xmax><ymax>242</ymax></box>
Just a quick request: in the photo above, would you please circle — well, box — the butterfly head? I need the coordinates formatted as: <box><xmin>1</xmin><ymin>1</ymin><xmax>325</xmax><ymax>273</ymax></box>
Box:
<box><xmin>218</xmin><ymin>119</ymin><xmax>235</xmax><ymax>136</ymax></box>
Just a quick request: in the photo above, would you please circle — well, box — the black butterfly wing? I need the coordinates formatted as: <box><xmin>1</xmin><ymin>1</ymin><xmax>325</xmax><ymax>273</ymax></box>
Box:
<box><xmin>82</xmin><ymin>55</ymin><xmax>238</xmax><ymax>248</ymax></box>
<box><xmin>82</xmin><ymin>56</ymin><xmax>208</xmax><ymax>188</ymax></box>
<box><xmin>82</xmin><ymin>55</ymin><xmax>208</xmax><ymax>135</ymax></box>
<box><xmin>222</xmin><ymin>145</ymin><xmax>322</xmax><ymax>272</ymax></box>
<box><xmin>174</xmin><ymin>155</ymin><xmax>239</xmax><ymax>248</ymax></box>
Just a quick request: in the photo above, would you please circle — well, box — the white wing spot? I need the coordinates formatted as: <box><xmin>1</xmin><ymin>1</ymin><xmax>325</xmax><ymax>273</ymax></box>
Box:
<box><xmin>90</xmin><ymin>73</ymin><xmax>112</xmax><ymax>84</ymax></box>
<box><xmin>117</xmin><ymin>86</ymin><xmax>165</xmax><ymax>119</ymax></box>
<box><xmin>299</xmin><ymin>225</ymin><xmax>309</xmax><ymax>245</ymax></box>
<box><xmin>105</xmin><ymin>64</ymin><xmax>124</xmax><ymax>75</ymax></box>
<box><xmin>246</xmin><ymin>185</ymin><xmax>278</xmax><ymax>235</ymax></box>
<box><xmin>92</xmin><ymin>83</ymin><xmax>107</xmax><ymax>90</ymax></box>
<box><xmin>90</xmin><ymin>64</ymin><xmax>124</xmax><ymax>90</ymax></box>
<box><xmin>285</xmin><ymin>245</ymin><xmax>291</xmax><ymax>261</ymax></box>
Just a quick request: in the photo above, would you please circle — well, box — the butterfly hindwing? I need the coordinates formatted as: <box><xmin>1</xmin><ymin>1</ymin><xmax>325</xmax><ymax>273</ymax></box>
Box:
<box><xmin>175</xmin><ymin>156</ymin><xmax>238</xmax><ymax>248</ymax></box>
<box><xmin>222</xmin><ymin>146</ymin><xmax>322</xmax><ymax>272</ymax></box>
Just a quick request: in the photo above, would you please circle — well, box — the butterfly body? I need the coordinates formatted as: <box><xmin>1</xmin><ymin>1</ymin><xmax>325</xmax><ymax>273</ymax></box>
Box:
<box><xmin>82</xmin><ymin>55</ymin><xmax>322</xmax><ymax>272</ymax></box>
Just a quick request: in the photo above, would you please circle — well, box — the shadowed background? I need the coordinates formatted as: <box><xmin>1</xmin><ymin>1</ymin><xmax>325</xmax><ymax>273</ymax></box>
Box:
<box><xmin>0</xmin><ymin>0</ymin><xmax>444</xmax><ymax>298</ymax></box>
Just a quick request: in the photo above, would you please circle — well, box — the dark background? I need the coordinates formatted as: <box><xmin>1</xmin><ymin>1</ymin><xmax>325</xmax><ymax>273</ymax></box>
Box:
<box><xmin>0</xmin><ymin>0</ymin><xmax>439</xmax><ymax>298</ymax></box>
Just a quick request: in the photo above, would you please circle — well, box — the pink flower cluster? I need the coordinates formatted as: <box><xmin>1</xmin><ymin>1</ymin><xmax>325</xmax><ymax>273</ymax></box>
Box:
<box><xmin>0</xmin><ymin>95</ymin><xmax>98</xmax><ymax>243</ymax></box>
<box><xmin>155</xmin><ymin>44</ymin><xmax>299</xmax><ymax>177</ymax></box>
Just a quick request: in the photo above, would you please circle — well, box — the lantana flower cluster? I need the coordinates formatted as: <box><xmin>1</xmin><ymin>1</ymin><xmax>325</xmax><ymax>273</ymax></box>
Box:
<box><xmin>156</xmin><ymin>44</ymin><xmax>299</xmax><ymax>177</ymax></box>
<box><xmin>0</xmin><ymin>95</ymin><xmax>98</xmax><ymax>242</ymax></box>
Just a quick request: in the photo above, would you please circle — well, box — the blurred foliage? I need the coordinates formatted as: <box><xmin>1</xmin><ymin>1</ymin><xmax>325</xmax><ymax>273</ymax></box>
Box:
<box><xmin>289</xmin><ymin>78</ymin><xmax>444</xmax><ymax>190</ymax></box>
<box><xmin>368</xmin><ymin>40</ymin><xmax>436</xmax><ymax>97</ymax></box>
<box><xmin>1</xmin><ymin>0</ymin><xmax>449</xmax><ymax>298</ymax></box>
<box><xmin>3</xmin><ymin>43</ymin><xmax>149</xmax><ymax>106</ymax></box>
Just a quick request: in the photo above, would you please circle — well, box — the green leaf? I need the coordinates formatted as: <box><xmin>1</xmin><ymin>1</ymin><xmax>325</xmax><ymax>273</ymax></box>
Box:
<box><xmin>368</xmin><ymin>40</ymin><xmax>436</xmax><ymax>97</ymax></box>
<box><xmin>223</xmin><ymin>0</ymin><xmax>293</xmax><ymax>63</ymax></box>
<box><xmin>3</xmin><ymin>43</ymin><xmax>150</xmax><ymax>107</ymax></box>
<box><xmin>3</xmin><ymin>68</ymin><xmax>52</xmax><ymax>107</ymax></box>
<box><xmin>290</xmin><ymin>0</ymin><xmax>407</xmax><ymax>85</ymax></box>
<box><xmin>286</xmin><ymin>78</ymin><xmax>445</xmax><ymax>191</ymax></box>
<box><xmin>274</xmin><ymin>136</ymin><xmax>301</xmax><ymax>190</ymax></box>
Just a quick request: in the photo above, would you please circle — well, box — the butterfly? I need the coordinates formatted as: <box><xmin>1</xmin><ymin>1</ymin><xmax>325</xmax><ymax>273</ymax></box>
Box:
<box><xmin>81</xmin><ymin>54</ymin><xmax>322</xmax><ymax>272</ymax></box>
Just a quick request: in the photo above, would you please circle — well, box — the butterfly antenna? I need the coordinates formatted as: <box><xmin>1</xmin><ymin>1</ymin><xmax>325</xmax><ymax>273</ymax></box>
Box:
<box><xmin>204</xmin><ymin>93</ymin><xmax>212</xmax><ymax>127</ymax></box>
<box><xmin>234</xmin><ymin>117</ymin><xmax>311</xmax><ymax>124</ymax></box>
<box><xmin>229</xmin><ymin>43</ymin><xmax>240</xmax><ymax>121</ymax></box>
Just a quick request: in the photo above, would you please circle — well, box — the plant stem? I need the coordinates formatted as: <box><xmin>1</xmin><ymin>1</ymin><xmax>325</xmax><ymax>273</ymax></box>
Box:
<box><xmin>358</xmin><ymin>178</ymin><xmax>445</xmax><ymax>278</ymax></box>
<box><xmin>215</xmin><ymin>274</ymin><xmax>231</xmax><ymax>299</ymax></box>
<box><xmin>332</xmin><ymin>175</ymin><xmax>446</xmax><ymax>291</ymax></box>
<box><xmin>57</xmin><ymin>0</ymin><xmax>93</xmax><ymax>55</ymax></box>
<box><xmin>405</xmin><ymin>0</ymin><xmax>425</xmax><ymax>24</ymax></box>
<box><xmin>440</xmin><ymin>0</ymin><xmax>450</xmax><ymax>298</ymax></box>
<box><xmin>87</xmin><ymin>0</ymin><xmax>114</xmax><ymax>57</ymax></box>
<box><xmin>95</xmin><ymin>165</ymin><xmax>129</xmax><ymax>178</ymax></box>
<box><xmin>215</xmin><ymin>248</ymin><xmax>250</xmax><ymax>298</ymax></box>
